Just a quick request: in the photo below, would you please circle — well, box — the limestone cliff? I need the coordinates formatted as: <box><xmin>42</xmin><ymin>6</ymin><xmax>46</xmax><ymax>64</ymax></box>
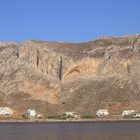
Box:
<box><xmin>0</xmin><ymin>34</ymin><xmax>140</xmax><ymax>115</ymax></box>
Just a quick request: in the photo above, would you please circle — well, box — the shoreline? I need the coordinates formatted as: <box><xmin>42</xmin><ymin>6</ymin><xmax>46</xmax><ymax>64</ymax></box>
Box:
<box><xmin>0</xmin><ymin>118</ymin><xmax>140</xmax><ymax>123</ymax></box>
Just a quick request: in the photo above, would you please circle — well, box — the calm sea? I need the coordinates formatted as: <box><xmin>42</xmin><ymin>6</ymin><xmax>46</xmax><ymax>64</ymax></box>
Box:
<box><xmin>0</xmin><ymin>121</ymin><xmax>139</xmax><ymax>140</ymax></box>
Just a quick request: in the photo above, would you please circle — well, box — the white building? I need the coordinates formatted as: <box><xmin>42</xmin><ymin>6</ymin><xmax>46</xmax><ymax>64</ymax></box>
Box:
<box><xmin>96</xmin><ymin>109</ymin><xmax>109</xmax><ymax>116</ymax></box>
<box><xmin>122</xmin><ymin>110</ymin><xmax>135</xmax><ymax>116</ymax></box>
<box><xmin>133</xmin><ymin>113</ymin><xmax>140</xmax><ymax>118</ymax></box>
<box><xmin>65</xmin><ymin>112</ymin><xmax>74</xmax><ymax>116</ymax></box>
<box><xmin>27</xmin><ymin>109</ymin><xmax>36</xmax><ymax>117</ymax></box>
<box><xmin>0</xmin><ymin>107</ymin><xmax>13</xmax><ymax>115</ymax></box>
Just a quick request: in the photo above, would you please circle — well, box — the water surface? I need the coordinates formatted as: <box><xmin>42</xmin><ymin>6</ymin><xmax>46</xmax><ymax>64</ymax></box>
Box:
<box><xmin>0</xmin><ymin>121</ymin><xmax>139</xmax><ymax>140</ymax></box>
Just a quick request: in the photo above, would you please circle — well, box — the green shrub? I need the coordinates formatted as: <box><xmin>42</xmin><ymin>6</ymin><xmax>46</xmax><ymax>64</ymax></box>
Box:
<box><xmin>47</xmin><ymin>114</ymin><xmax>66</xmax><ymax>120</ymax></box>
<box><xmin>81</xmin><ymin>115</ymin><xmax>94</xmax><ymax>119</ymax></box>
<box><xmin>22</xmin><ymin>114</ymin><xmax>28</xmax><ymax>119</ymax></box>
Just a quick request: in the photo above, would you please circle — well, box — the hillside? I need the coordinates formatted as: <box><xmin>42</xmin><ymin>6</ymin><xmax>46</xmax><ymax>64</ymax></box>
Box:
<box><xmin>0</xmin><ymin>34</ymin><xmax>140</xmax><ymax>115</ymax></box>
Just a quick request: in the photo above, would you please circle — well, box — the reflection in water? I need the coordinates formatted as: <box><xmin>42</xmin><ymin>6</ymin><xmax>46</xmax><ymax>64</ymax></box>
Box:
<box><xmin>0</xmin><ymin>121</ymin><xmax>139</xmax><ymax>140</ymax></box>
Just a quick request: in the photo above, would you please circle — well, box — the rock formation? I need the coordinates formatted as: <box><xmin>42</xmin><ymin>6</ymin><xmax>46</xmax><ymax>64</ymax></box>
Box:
<box><xmin>0</xmin><ymin>34</ymin><xmax>140</xmax><ymax>115</ymax></box>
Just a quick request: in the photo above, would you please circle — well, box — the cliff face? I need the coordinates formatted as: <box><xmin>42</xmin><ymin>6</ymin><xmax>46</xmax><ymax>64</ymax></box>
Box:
<box><xmin>0</xmin><ymin>34</ymin><xmax>140</xmax><ymax>115</ymax></box>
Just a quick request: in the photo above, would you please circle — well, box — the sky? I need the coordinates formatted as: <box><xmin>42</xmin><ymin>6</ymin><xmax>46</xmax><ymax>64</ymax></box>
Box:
<box><xmin>0</xmin><ymin>0</ymin><xmax>140</xmax><ymax>43</ymax></box>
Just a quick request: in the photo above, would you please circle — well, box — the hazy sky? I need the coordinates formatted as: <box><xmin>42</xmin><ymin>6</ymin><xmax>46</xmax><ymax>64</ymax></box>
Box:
<box><xmin>0</xmin><ymin>0</ymin><xmax>140</xmax><ymax>43</ymax></box>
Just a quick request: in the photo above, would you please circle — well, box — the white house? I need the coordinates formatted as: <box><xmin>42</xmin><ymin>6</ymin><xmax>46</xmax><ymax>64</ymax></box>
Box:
<box><xmin>0</xmin><ymin>107</ymin><xmax>13</xmax><ymax>115</ymax></box>
<box><xmin>133</xmin><ymin>113</ymin><xmax>140</xmax><ymax>118</ymax></box>
<box><xmin>96</xmin><ymin>109</ymin><xmax>109</xmax><ymax>116</ymax></box>
<box><xmin>122</xmin><ymin>110</ymin><xmax>135</xmax><ymax>116</ymax></box>
<box><xmin>27</xmin><ymin>109</ymin><xmax>36</xmax><ymax>117</ymax></box>
<box><xmin>65</xmin><ymin>112</ymin><xmax>74</xmax><ymax>116</ymax></box>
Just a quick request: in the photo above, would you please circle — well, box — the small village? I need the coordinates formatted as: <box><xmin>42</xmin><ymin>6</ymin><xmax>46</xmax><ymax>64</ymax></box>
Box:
<box><xmin>0</xmin><ymin>107</ymin><xmax>140</xmax><ymax>121</ymax></box>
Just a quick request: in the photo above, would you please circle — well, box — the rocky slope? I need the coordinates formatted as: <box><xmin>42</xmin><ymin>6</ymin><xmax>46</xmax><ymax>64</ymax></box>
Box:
<box><xmin>0</xmin><ymin>34</ymin><xmax>140</xmax><ymax>115</ymax></box>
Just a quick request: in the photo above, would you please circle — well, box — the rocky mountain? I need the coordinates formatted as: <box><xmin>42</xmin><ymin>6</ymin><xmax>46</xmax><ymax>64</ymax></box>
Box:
<box><xmin>0</xmin><ymin>34</ymin><xmax>140</xmax><ymax>115</ymax></box>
